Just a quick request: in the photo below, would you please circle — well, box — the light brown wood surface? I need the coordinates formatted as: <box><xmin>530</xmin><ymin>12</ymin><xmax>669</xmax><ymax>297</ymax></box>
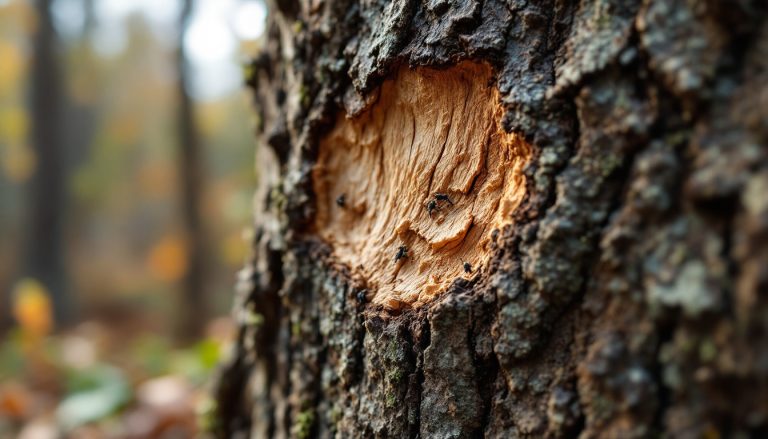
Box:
<box><xmin>313</xmin><ymin>62</ymin><xmax>531</xmax><ymax>310</ymax></box>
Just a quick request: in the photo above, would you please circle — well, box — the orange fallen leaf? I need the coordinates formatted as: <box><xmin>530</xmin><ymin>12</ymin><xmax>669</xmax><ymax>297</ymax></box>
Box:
<box><xmin>12</xmin><ymin>278</ymin><xmax>53</xmax><ymax>337</ymax></box>
<box><xmin>0</xmin><ymin>383</ymin><xmax>30</xmax><ymax>418</ymax></box>
<box><xmin>147</xmin><ymin>234</ymin><xmax>188</xmax><ymax>282</ymax></box>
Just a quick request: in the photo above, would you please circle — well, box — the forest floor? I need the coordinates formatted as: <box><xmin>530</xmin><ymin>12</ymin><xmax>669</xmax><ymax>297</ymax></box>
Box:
<box><xmin>0</xmin><ymin>312</ymin><xmax>232</xmax><ymax>439</ymax></box>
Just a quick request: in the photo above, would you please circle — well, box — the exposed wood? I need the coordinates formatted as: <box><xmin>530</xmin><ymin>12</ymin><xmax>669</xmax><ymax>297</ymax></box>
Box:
<box><xmin>313</xmin><ymin>62</ymin><xmax>531</xmax><ymax>309</ymax></box>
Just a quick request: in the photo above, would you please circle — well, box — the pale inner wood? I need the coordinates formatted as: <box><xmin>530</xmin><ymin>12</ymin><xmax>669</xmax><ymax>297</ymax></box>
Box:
<box><xmin>313</xmin><ymin>62</ymin><xmax>531</xmax><ymax>310</ymax></box>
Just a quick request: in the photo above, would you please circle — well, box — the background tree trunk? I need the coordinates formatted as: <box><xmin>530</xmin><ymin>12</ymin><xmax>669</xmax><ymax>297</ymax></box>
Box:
<box><xmin>215</xmin><ymin>0</ymin><xmax>768</xmax><ymax>437</ymax></box>
<box><xmin>177</xmin><ymin>0</ymin><xmax>208</xmax><ymax>340</ymax></box>
<box><xmin>26</xmin><ymin>0</ymin><xmax>72</xmax><ymax>326</ymax></box>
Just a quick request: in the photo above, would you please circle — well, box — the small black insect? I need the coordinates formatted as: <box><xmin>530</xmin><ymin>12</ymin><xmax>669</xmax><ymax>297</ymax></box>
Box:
<box><xmin>426</xmin><ymin>199</ymin><xmax>438</xmax><ymax>217</ymax></box>
<box><xmin>434</xmin><ymin>192</ymin><xmax>454</xmax><ymax>205</ymax></box>
<box><xmin>394</xmin><ymin>245</ymin><xmax>408</xmax><ymax>263</ymax></box>
<box><xmin>463</xmin><ymin>262</ymin><xmax>472</xmax><ymax>273</ymax></box>
<box><xmin>356</xmin><ymin>289</ymin><xmax>368</xmax><ymax>304</ymax></box>
<box><xmin>336</xmin><ymin>194</ymin><xmax>346</xmax><ymax>207</ymax></box>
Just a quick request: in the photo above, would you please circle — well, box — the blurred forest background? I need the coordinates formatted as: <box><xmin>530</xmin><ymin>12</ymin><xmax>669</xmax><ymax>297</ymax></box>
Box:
<box><xmin>0</xmin><ymin>0</ymin><xmax>266</xmax><ymax>436</ymax></box>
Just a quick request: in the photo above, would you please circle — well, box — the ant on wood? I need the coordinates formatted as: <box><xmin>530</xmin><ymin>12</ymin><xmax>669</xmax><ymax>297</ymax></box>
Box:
<box><xmin>425</xmin><ymin>192</ymin><xmax>455</xmax><ymax>218</ymax></box>
<box><xmin>426</xmin><ymin>200</ymin><xmax>437</xmax><ymax>218</ymax></box>
<box><xmin>434</xmin><ymin>193</ymin><xmax>454</xmax><ymax>205</ymax></box>
<box><xmin>394</xmin><ymin>245</ymin><xmax>408</xmax><ymax>263</ymax></box>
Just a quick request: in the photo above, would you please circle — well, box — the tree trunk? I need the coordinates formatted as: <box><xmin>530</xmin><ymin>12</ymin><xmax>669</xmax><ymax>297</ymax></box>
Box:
<box><xmin>177</xmin><ymin>0</ymin><xmax>208</xmax><ymax>339</ymax></box>
<box><xmin>214</xmin><ymin>0</ymin><xmax>768</xmax><ymax>437</ymax></box>
<box><xmin>26</xmin><ymin>0</ymin><xmax>72</xmax><ymax>326</ymax></box>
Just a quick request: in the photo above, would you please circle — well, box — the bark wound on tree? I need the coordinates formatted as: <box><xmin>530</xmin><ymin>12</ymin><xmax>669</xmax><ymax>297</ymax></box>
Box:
<box><xmin>313</xmin><ymin>62</ymin><xmax>531</xmax><ymax>310</ymax></box>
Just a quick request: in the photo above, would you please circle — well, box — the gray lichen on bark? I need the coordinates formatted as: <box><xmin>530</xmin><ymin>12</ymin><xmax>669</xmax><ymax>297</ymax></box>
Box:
<box><xmin>215</xmin><ymin>0</ymin><xmax>768</xmax><ymax>437</ymax></box>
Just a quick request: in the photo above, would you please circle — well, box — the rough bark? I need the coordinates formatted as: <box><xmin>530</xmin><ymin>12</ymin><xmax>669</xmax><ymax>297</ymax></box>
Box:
<box><xmin>215</xmin><ymin>0</ymin><xmax>768</xmax><ymax>437</ymax></box>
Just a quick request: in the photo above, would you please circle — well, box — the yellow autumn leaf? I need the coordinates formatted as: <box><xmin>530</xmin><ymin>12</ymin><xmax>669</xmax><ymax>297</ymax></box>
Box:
<box><xmin>0</xmin><ymin>107</ymin><xmax>28</xmax><ymax>144</ymax></box>
<box><xmin>0</xmin><ymin>40</ymin><xmax>25</xmax><ymax>98</ymax></box>
<box><xmin>12</xmin><ymin>278</ymin><xmax>53</xmax><ymax>337</ymax></box>
<box><xmin>147</xmin><ymin>234</ymin><xmax>189</xmax><ymax>282</ymax></box>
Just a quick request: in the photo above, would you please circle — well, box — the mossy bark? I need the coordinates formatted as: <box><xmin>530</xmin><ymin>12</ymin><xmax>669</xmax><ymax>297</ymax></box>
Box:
<box><xmin>214</xmin><ymin>0</ymin><xmax>768</xmax><ymax>437</ymax></box>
